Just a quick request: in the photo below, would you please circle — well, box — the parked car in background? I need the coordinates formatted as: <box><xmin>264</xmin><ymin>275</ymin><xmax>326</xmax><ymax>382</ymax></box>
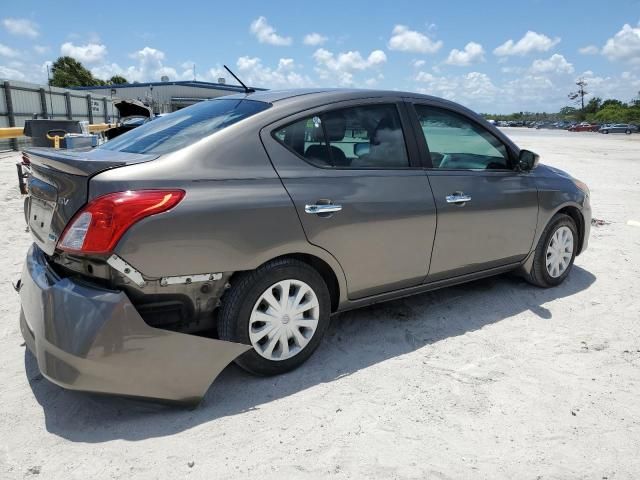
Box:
<box><xmin>569</xmin><ymin>122</ymin><xmax>599</xmax><ymax>132</ymax></box>
<box><xmin>599</xmin><ymin>123</ymin><xmax>638</xmax><ymax>134</ymax></box>
<box><xmin>16</xmin><ymin>88</ymin><xmax>591</xmax><ymax>404</ymax></box>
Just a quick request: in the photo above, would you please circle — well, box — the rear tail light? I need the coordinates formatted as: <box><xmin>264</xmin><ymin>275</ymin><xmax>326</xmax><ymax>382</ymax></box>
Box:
<box><xmin>58</xmin><ymin>190</ymin><xmax>185</xmax><ymax>254</ymax></box>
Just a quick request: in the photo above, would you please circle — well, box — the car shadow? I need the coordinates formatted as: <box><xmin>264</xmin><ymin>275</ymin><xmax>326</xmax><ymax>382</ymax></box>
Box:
<box><xmin>25</xmin><ymin>266</ymin><xmax>595</xmax><ymax>443</ymax></box>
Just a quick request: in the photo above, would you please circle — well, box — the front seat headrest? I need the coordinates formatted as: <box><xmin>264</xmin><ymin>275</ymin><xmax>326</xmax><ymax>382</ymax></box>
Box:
<box><xmin>324</xmin><ymin>115</ymin><xmax>346</xmax><ymax>142</ymax></box>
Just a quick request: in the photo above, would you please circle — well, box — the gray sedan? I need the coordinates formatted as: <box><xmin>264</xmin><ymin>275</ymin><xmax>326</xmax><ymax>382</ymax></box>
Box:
<box><xmin>16</xmin><ymin>89</ymin><xmax>591</xmax><ymax>404</ymax></box>
<box><xmin>599</xmin><ymin>123</ymin><xmax>638</xmax><ymax>134</ymax></box>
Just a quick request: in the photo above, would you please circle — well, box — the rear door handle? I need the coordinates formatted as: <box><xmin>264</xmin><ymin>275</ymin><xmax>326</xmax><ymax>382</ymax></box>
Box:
<box><xmin>446</xmin><ymin>193</ymin><xmax>472</xmax><ymax>204</ymax></box>
<box><xmin>305</xmin><ymin>204</ymin><xmax>343</xmax><ymax>214</ymax></box>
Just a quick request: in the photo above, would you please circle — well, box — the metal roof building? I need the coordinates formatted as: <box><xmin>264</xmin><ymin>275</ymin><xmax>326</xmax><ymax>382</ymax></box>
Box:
<box><xmin>71</xmin><ymin>80</ymin><xmax>265</xmax><ymax>116</ymax></box>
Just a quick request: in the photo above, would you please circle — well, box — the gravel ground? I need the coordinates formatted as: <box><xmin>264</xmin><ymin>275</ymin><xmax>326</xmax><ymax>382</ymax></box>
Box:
<box><xmin>1</xmin><ymin>128</ymin><xmax>639</xmax><ymax>479</ymax></box>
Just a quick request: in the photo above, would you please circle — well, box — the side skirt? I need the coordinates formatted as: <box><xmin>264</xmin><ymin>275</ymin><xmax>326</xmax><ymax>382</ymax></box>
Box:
<box><xmin>334</xmin><ymin>262</ymin><xmax>522</xmax><ymax>314</ymax></box>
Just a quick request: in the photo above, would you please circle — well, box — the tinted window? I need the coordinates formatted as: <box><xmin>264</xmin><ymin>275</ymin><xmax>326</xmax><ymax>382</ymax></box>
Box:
<box><xmin>414</xmin><ymin>105</ymin><xmax>510</xmax><ymax>170</ymax></box>
<box><xmin>101</xmin><ymin>99</ymin><xmax>270</xmax><ymax>155</ymax></box>
<box><xmin>274</xmin><ymin>104</ymin><xmax>409</xmax><ymax>169</ymax></box>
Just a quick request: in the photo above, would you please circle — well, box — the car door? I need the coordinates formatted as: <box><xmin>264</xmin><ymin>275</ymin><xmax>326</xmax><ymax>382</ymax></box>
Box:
<box><xmin>407</xmin><ymin>101</ymin><xmax>539</xmax><ymax>282</ymax></box>
<box><xmin>261</xmin><ymin>99</ymin><xmax>437</xmax><ymax>299</ymax></box>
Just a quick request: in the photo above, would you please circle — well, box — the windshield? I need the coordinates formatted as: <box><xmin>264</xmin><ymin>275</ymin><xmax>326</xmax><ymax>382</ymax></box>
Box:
<box><xmin>100</xmin><ymin>98</ymin><xmax>270</xmax><ymax>155</ymax></box>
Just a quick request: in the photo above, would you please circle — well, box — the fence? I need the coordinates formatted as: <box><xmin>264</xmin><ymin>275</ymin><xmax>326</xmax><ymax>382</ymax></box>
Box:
<box><xmin>0</xmin><ymin>79</ymin><xmax>114</xmax><ymax>151</ymax></box>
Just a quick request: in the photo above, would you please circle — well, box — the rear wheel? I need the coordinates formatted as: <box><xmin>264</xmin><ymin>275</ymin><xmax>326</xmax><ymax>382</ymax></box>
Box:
<box><xmin>626</xmin><ymin>129</ymin><xmax>632</xmax><ymax>135</ymax></box>
<box><xmin>218</xmin><ymin>258</ymin><xmax>331</xmax><ymax>376</ymax></box>
<box><xmin>524</xmin><ymin>214</ymin><xmax>578</xmax><ymax>288</ymax></box>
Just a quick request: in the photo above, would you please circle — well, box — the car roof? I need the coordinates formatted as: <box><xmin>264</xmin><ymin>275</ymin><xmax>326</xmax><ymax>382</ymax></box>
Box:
<box><xmin>220</xmin><ymin>87</ymin><xmax>440</xmax><ymax>105</ymax></box>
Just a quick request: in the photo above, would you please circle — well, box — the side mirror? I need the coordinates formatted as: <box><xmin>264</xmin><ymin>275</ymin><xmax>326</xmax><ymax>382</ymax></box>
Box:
<box><xmin>517</xmin><ymin>149</ymin><xmax>539</xmax><ymax>171</ymax></box>
<box><xmin>354</xmin><ymin>142</ymin><xmax>369</xmax><ymax>157</ymax></box>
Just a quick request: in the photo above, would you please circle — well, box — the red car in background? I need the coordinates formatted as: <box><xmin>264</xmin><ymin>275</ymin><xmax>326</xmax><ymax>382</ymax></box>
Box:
<box><xmin>568</xmin><ymin>122</ymin><xmax>599</xmax><ymax>132</ymax></box>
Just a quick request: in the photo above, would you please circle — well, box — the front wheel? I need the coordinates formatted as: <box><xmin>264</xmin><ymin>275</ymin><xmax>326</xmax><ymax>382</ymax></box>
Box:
<box><xmin>524</xmin><ymin>214</ymin><xmax>578</xmax><ymax>288</ymax></box>
<box><xmin>626</xmin><ymin>129</ymin><xmax>632</xmax><ymax>135</ymax></box>
<box><xmin>217</xmin><ymin>258</ymin><xmax>331</xmax><ymax>376</ymax></box>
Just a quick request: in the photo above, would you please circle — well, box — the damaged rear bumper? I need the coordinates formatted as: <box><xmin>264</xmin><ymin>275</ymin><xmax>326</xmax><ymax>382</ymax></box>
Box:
<box><xmin>18</xmin><ymin>244</ymin><xmax>250</xmax><ymax>405</ymax></box>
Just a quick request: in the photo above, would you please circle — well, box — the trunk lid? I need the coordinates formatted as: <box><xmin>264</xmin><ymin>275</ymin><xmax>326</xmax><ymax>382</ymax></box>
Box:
<box><xmin>24</xmin><ymin>147</ymin><xmax>157</xmax><ymax>255</ymax></box>
<box><xmin>114</xmin><ymin>99</ymin><xmax>153</xmax><ymax>121</ymax></box>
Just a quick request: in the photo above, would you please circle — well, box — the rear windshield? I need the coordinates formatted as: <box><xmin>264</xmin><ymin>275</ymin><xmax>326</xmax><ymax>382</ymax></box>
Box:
<box><xmin>100</xmin><ymin>98</ymin><xmax>270</xmax><ymax>155</ymax></box>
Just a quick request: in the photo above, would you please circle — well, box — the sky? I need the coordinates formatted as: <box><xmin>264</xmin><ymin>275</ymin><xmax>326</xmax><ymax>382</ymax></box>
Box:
<box><xmin>1</xmin><ymin>0</ymin><xmax>639</xmax><ymax>113</ymax></box>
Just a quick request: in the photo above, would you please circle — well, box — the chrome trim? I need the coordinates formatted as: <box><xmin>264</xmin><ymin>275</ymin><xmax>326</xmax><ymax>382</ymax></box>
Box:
<box><xmin>160</xmin><ymin>273</ymin><xmax>222</xmax><ymax>286</ymax></box>
<box><xmin>304</xmin><ymin>204</ymin><xmax>343</xmax><ymax>214</ymax></box>
<box><xmin>445</xmin><ymin>194</ymin><xmax>472</xmax><ymax>204</ymax></box>
<box><xmin>107</xmin><ymin>254</ymin><xmax>146</xmax><ymax>287</ymax></box>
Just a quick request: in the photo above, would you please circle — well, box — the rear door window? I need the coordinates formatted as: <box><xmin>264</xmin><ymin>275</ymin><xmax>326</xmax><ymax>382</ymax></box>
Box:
<box><xmin>273</xmin><ymin>104</ymin><xmax>409</xmax><ymax>169</ymax></box>
<box><xmin>100</xmin><ymin>98</ymin><xmax>270</xmax><ymax>155</ymax></box>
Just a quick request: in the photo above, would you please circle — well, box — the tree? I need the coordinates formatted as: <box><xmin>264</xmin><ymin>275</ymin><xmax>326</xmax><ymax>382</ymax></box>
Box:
<box><xmin>594</xmin><ymin>105</ymin><xmax>627</xmax><ymax>123</ymax></box>
<box><xmin>108</xmin><ymin>75</ymin><xmax>128</xmax><ymax>85</ymax></box>
<box><xmin>568</xmin><ymin>79</ymin><xmax>588</xmax><ymax>112</ymax></box>
<box><xmin>49</xmin><ymin>56</ymin><xmax>105</xmax><ymax>87</ymax></box>
<box><xmin>559</xmin><ymin>106</ymin><xmax>578</xmax><ymax>119</ymax></box>
<box><xmin>584</xmin><ymin>97</ymin><xmax>602</xmax><ymax>115</ymax></box>
<box><xmin>600</xmin><ymin>99</ymin><xmax>624</xmax><ymax>109</ymax></box>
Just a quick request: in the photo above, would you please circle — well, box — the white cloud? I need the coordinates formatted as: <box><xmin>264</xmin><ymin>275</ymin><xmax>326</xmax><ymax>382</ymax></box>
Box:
<box><xmin>60</xmin><ymin>42</ymin><xmax>107</xmax><ymax>63</ymax></box>
<box><xmin>33</xmin><ymin>45</ymin><xmax>50</xmax><ymax>55</ymax></box>
<box><xmin>0</xmin><ymin>43</ymin><xmax>19</xmax><ymax>58</ymax></box>
<box><xmin>445</xmin><ymin>42</ymin><xmax>485</xmax><ymax>66</ymax></box>
<box><xmin>494</xmin><ymin>31</ymin><xmax>560</xmax><ymax>56</ymax></box>
<box><xmin>2</xmin><ymin>18</ymin><xmax>38</xmax><ymax>38</ymax></box>
<box><xmin>531</xmin><ymin>54</ymin><xmax>574</xmax><ymax>74</ymax></box>
<box><xmin>303</xmin><ymin>32</ymin><xmax>327</xmax><ymax>46</ymax></box>
<box><xmin>579</xmin><ymin>45</ymin><xmax>599</xmax><ymax>55</ymax></box>
<box><xmin>313</xmin><ymin>48</ymin><xmax>386</xmax><ymax>71</ymax></box>
<box><xmin>412</xmin><ymin>59</ymin><xmax>426</xmax><ymax>68</ymax></box>
<box><xmin>249</xmin><ymin>16</ymin><xmax>292</xmax><ymax>46</ymax></box>
<box><xmin>278</xmin><ymin>58</ymin><xmax>295</xmax><ymax>70</ymax></box>
<box><xmin>313</xmin><ymin>48</ymin><xmax>386</xmax><ymax>85</ymax></box>
<box><xmin>90</xmin><ymin>46</ymin><xmax>180</xmax><ymax>82</ymax></box>
<box><xmin>0</xmin><ymin>65</ymin><xmax>25</xmax><ymax>80</ymax></box>
<box><xmin>580</xmin><ymin>69</ymin><xmax>640</xmax><ymax>101</ymax></box>
<box><xmin>415</xmin><ymin>70</ymin><xmax>498</xmax><ymax>104</ymax></box>
<box><xmin>235</xmin><ymin>56</ymin><xmax>313</xmax><ymax>88</ymax></box>
<box><xmin>0</xmin><ymin>60</ymin><xmax>53</xmax><ymax>83</ymax></box>
<box><xmin>601</xmin><ymin>23</ymin><xmax>640</xmax><ymax>64</ymax></box>
<box><xmin>388</xmin><ymin>25</ymin><xmax>442</xmax><ymax>54</ymax></box>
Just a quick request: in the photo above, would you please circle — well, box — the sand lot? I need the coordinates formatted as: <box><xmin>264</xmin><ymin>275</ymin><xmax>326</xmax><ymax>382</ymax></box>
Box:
<box><xmin>1</xmin><ymin>128</ymin><xmax>639</xmax><ymax>479</ymax></box>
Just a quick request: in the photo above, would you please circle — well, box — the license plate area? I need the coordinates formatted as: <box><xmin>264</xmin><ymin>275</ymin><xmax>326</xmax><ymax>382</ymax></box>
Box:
<box><xmin>27</xmin><ymin>176</ymin><xmax>59</xmax><ymax>254</ymax></box>
<box><xmin>29</xmin><ymin>196</ymin><xmax>57</xmax><ymax>245</ymax></box>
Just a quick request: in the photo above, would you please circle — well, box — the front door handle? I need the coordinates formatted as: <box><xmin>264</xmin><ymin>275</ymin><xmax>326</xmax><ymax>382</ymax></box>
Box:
<box><xmin>446</xmin><ymin>192</ymin><xmax>472</xmax><ymax>205</ymax></box>
<box><xmin>305</xmin><ymin>203</ymin><xmax>343</xmax><ymax>215</ymax></box>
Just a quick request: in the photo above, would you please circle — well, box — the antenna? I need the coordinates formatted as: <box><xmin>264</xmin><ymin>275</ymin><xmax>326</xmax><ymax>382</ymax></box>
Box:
<box><xmin>193</xmin><ymin>64</ymin><xmax>196</xmax><ymax>81</ymax></box>
<box><xmin>223</xmin><ymin>65</ymin><xmax>255</xmax><ymax>94</ymax></box>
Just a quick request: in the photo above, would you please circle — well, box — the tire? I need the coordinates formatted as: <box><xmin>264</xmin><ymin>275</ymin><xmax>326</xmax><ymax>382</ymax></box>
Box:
<box><xmin>626</xmin><ymin>129</ymin><xmax>631</xmax><ymax>135</ymax></box>
<box><xmin>218</xmin><ymin>258</ymin><xmax>331</xmax><ymax>376</ymax></box>
<box><xmin>603</xmin><ymin>130</ymin><xmax>609</xmax><ymax>134</ymax></box>
<box><xmin>524</xmin><ymin>213</ymin><xmax>579</xmax><ymax>288</ymax></box>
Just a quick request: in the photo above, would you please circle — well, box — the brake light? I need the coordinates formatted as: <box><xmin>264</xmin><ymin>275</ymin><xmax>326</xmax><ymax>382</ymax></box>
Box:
<box><xmin>58</xmin><ymin>190</ymin><xmax>185</xmax><ymax>254</ymax></box>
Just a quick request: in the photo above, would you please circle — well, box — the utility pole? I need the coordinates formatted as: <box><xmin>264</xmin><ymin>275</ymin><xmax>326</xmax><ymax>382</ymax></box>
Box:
<box><xmin>46</xmin><ymin>64</ymin><xmax>54</xmax><ymax>117</ymax></box>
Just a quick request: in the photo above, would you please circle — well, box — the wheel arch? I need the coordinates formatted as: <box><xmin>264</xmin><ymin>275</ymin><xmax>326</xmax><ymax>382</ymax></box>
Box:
<box><xmin>519</xmin><ymin>202</ymin><xmax>586</xmax><ymax>277</ymax></box>
<box><xmin>554</xmin><ymin>204</ymin><xmax>585</xmax><ymax>255</ymax></box>
<box><xmin>228</xmin><ymin>251</ymin><xmax>345</xmax><ymax>313</ymax></box>
<box><xmin>285</xmin><ymin>253</ymin><xmax>341</xmax><ymax>312</ymax></box>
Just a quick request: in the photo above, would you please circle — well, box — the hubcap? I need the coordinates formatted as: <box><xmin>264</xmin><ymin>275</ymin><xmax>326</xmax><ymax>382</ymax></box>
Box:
<box><xmin>249</xmin><ymin>279</ymin><xmax>320</xmax><ymax>361</ymax></box>
<box><xmin>546</xmin><ymin>226</ymin><xmax>574</xmax><ymax>278</ymax></box>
